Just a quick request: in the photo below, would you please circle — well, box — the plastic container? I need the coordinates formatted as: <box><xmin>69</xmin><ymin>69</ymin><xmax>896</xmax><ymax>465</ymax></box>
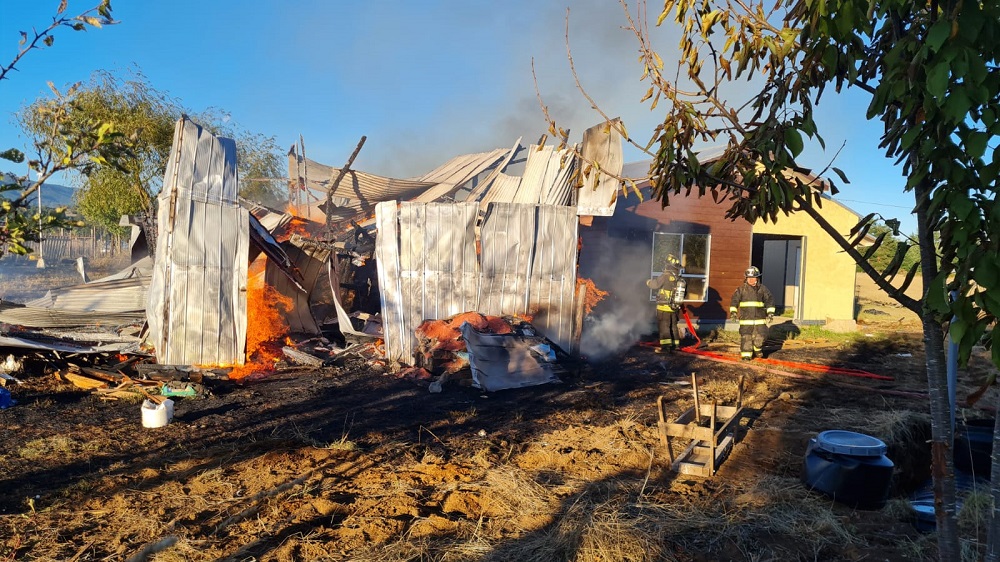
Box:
<box><xmin>954</xmin><ymin>419</ymin><xmax>993</xmax><ymax>479</ymax></box>
<box><xmin>802</xmin><ymin>430</ymin><xmax>894</xmax><ymax>509</ymax></box>
<box><xmin>141</xmin><ymin>398</ymin><xmax>174</xmax><ymax>428</ymax></box>
<box><xmin>910</xmin><ymin>473</ymin><xmax>982</xmax><ymax>532</ymax></box>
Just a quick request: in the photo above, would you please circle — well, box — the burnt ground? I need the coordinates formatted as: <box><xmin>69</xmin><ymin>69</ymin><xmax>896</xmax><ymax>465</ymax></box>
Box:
<box><xmin>1</xmin><ymin>291</ymin><xmax>997</xmax><ymax>561</ymax></box>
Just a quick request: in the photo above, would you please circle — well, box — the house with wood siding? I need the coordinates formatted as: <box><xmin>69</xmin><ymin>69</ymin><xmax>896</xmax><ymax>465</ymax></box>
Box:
<box><xmin>577</xmin><ymin>164</ymin><xmax>861</xmax><ymax>341</ymax></box>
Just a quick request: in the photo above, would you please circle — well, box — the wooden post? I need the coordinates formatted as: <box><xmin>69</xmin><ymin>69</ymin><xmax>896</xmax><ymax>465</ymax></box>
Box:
<box><xmin>286</xmin><ymin>144</ymin><xmax>298</xmax><ymax>212</ymax></box>
<box><xmin>710</xmin><ymin>401</ymin><xmax>718</xmax><ymax>475</ymax></box>
<box><xmin>691</xmin><ymin>373</ymin><xmax>701</xmax><ymax>424</ymax></box>
<box><xmin>571</xmin><ymin>281</ymin><xmax>586</xmax><ymax>356</ymax></box>
<box><xmin>324</xmin><ymin>135</ymin><xmax>367</xmax><ymax>238</ymax></box>
<box><xmin>299</xmin><ymin>135</ymin><xmax>308</xmax><ymax>213</ymax></box>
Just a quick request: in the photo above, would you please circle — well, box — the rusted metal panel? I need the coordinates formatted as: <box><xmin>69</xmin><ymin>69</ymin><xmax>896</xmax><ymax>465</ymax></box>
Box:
<box><xmin>147</xmin><ymin>117</ymin><xmax>249</xmax><ymax>366</ymax></box>
<box><xmin>577</xmin><ymin>120</ymin><xmax>624</xmax><ymax>216</ymax></box>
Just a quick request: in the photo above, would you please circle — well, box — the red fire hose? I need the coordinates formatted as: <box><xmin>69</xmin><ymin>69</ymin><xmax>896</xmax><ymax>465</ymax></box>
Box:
<box><xmin>673</xmin><ymin>306</ymin><xmax>894</xmax><ymax>382</ymax></box>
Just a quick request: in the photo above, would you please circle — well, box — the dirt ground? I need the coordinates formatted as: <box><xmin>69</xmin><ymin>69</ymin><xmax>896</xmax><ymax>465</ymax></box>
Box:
<box><xmin>1</xmin><ymin>274</ymin><xmax>997</xmax><ymax>561</ymax></box>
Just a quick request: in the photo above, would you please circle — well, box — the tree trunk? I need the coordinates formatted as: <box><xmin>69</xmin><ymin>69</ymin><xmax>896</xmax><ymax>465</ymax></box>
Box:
<box><xmin>914</xmin><ymin>181</ymin><xmax>960</xmax><ymax>561</ymax></box>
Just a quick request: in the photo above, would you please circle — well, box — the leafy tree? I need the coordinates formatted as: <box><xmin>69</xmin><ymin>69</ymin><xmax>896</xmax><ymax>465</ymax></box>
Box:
<box><xmin>857</xmin><ymin>223</ymin><xmax>921</xmax><ymax>275</ymax></box>
<box><xmin>17</xmin><ymin>70</ymin><xmax>287</xmax><ymax>234</ymax></box>
<box><xmin>0</xmin><ymin>1</ymin><xmax>124</xmax><ymax>258</ymax></box>
<box><xmin>18</xmin><ymin>69</ymin><xmax>177</xmax><ymax>235</ymax></box>
<box><xmin>547</xmin><ymin>0</ymin><xmax>999</xmax><ymax>558</ymax></box>
<box><xmin>229</xmin><ymin>130</ymin><xmax>287</xmax><ymax>208</ymax></box>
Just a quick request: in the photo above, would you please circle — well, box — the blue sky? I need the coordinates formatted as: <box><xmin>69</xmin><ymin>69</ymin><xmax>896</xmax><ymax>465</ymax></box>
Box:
<box><xmin>0</xmin><ymin>0</ymin><xmax>918</xmax><ymax>234</ymax></box>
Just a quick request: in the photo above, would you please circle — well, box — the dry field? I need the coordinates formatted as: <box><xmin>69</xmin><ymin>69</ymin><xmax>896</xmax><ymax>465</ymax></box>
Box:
<box><xmin>0</xmin><ymin>271</ymin><xmax>997</xmax><ymax>561</ymax></box>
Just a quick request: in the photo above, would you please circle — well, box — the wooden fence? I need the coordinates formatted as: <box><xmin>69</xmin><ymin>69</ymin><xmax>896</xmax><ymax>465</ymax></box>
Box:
<box><xmin>4</xmin><ymin>229</ymin><xmax>129</xmax><ymax>263</ymax></box>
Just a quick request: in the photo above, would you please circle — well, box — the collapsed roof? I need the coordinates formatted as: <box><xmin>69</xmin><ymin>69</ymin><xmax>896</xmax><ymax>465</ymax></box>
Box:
<box><xmin>0</xmin><ymin>118</ymin><xmax>626</xmax><ymax>369</ymax></box>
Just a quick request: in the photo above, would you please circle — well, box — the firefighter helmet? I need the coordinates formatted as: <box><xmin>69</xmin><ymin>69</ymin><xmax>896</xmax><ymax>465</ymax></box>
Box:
<box><xmin>744</xmin><ymin>266</ymin><xmax>762</xmax><ymax>278</ymax></box>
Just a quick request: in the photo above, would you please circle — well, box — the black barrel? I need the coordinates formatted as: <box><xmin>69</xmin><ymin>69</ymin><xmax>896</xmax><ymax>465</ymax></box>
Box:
<box><xmin>802</xmin><ymin>430</ymin><xmax>894</xmax><ymax>509</ymax></box>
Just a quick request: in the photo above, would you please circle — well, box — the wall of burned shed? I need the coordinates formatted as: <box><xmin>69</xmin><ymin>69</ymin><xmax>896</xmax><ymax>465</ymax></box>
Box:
<box><xmin>375</xmin><ymin>201</ymin><xmax>480</xmax><ymax>363</ymax></box>
<box><xmin>376</xmin><ymin>201</ymin><xmax>579</xmax><ymax>364</ymax></box>
<box><xmin>146</xmin><ymin>117</ymin><xmax>250</xmax><ymax>366</ymax></box>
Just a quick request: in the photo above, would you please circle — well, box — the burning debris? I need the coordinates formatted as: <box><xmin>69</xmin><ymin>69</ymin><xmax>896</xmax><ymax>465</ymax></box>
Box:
<box><xmin>414</xmin><ymin>311</ymin><xmax>568</xmax><ymax>392</ymax></box>
<box><xmin>0</xmin><ymin>116</ymin><xmax>625</xmax><ymax>414</ymax></box>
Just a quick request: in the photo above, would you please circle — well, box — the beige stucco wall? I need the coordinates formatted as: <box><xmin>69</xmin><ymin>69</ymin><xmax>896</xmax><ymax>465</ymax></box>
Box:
<box><xmin>753</xmin><ymin>198</ymin><xmax>859</xmax><ymax>326</ymax></box>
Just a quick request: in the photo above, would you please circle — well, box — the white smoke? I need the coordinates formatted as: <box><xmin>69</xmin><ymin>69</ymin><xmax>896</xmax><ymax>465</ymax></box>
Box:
<box><xmin>579</xmin><ymin>239</ymin><xmax>656</xmax><ymax>361</ymax></box>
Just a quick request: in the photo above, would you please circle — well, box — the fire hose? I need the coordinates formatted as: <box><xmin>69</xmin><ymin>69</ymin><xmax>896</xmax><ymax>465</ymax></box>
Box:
<box><xmin>675</xmin><ymin>306</ymin><xmax>894</xmax><ymax>382</ymax></box>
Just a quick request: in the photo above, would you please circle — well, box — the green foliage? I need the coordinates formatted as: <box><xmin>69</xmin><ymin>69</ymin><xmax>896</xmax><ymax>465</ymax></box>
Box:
<box><xmin>230</xmin><ymin>130</ymin><xmax>287</xmax><ymax>208</ymax></box>
<box><xmin>18</xmin><ymin>69</ymin><xmax>177</xmax><ymax>234</ymax></box>
<box><xmin>0</xmin><ymin>1</ymin><xmax>119</xmax><ymax>258</ymax></box>
<box><xmin>2</xmin><ymin>81</ymin><xmax>130</xmax><ymax>254</ymax></box>
<box><xmin>16</xmin><ymin>70</ymin><xmax>287</xmax><ymax>232</ymax></box>
<box><xmin>629</xmin><ymin>0</ymin><xmax>1000</xmax><ymax>556</ymax></box>
<box><xmin>857</xmin><ymin>224</ymin><xmax>920</xmax><ymax>274</ymax></box>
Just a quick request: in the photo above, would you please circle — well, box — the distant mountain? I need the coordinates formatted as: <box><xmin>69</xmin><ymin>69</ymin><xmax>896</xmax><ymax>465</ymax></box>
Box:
<box><xmin>1</xmin><ymin>172</ymin><xmax>77</xmax><ymax>208</ymax></box>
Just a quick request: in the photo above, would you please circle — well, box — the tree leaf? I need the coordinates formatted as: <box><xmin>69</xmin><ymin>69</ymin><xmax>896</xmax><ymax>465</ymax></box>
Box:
<box><xmin>926</xmin><ymin>62</ymin><xmax>950</xmax><ymax>99</ymax></box>
<box><xmin>965</xmin><ymin>131</ymin><xmax>989</xmax><ymax>159</ymax></box>
<box><xmin>831</xmin><ymin>167</ymin><xmax>850</xmax><ymax>184</ymax></box>
<box><xmin>783</xmin><ymin>127</ymin><xmax>803</xmax><ymax>157</ymax></box>
<box><xmin>0</xmin><ymin>148</ymin><xmax>25</xmax><ymax>163</ymax></box>
<box><xmin>926</xmin><ymin>19</ymin><xmax>951</xmax><ymax>52</ymax></box>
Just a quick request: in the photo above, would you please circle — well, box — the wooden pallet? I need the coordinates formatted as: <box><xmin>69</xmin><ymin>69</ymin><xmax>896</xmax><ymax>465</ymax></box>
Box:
<box><xmin>657</xmin><ymin>374</ymin><xmax>745</xmax><ymax>477</ymax></box>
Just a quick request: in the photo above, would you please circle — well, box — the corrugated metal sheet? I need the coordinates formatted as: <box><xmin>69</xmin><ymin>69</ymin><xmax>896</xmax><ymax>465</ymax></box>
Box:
<box><xmin>376</xmin><ymin>201</ymin><xmax>479</xmax><ymax>362</ymax></box>
<box><xmin>479</xmin><ymin>145</ymin><xmax>576</xmax><ymax>206</ymax></box>
<box><xmin>478</xmin><ymin>203</ymin><xmax>534</xmax><ymax>316</ymax></box>
<box><xmin>479</xmin><ymin>203</ymin><xmax>578</xmax><ymax>352</ymax></box>
<box><xmin>0</xmin><ymin>333</ymin><xmax>139</xmax><ymax>353</ymax></box>
<box><xmin>577</xmin><ymin>120</ymin><xmax>624</xmax><ymax>216</ymax></box>
<box><xmin>525</xmin><ymin>204</ymin><xmax>579</xmax><ymax>348</ymax></box>
<box><xmin>410</xmin><ymin>147</ymin><xmax>517</xmax><ymax>203</ymax></box>
<box><xmin>146</xmin><ymin>117</ymin><xmax>250</xmax><ymax>366</ymax></box>
<box><xmin>0</xmin><ymin>301</ymin><xmax>144</xmax><ymax>328</ymax></box>
<box><xmin>375</xmin><ymin>201</ymin><xmax>406</xmax><ymax>360</ymax></box>
<box><xmin>265</xmin><ymin>237</ymin><xmax>333</xmax><ymax>335</ymax></box>
<box><xmin>298</xmin><ymin>156</ymin><xmax>435</xmax><ymax>211</ymax></box>
<box><xmin>24</xmin><ymin>277</ymin><xmax>148</xmax><ymax>312</ymax></box>
<box><xmin>376</xmin><ymin>201</ymin><xmax>578</xmax><ymax>364</ymax></box>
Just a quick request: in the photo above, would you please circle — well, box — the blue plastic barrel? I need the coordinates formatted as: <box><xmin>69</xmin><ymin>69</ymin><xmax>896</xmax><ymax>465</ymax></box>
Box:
<box><xmin>802</xmin><ymin>430</ymin><xmax>894</xmax><ymax>509</ymax></box>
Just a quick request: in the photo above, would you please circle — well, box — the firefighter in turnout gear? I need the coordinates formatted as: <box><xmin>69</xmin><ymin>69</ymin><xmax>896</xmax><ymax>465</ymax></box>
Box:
<box><xmin>646</xmin><ymin>254</ymin><xmax>687</xmax><ymax>354</ymax></box>
<box><xmin>729</xmin><ymin>266</ymin><xmax>775</xmax><ymax>360</ymax></box>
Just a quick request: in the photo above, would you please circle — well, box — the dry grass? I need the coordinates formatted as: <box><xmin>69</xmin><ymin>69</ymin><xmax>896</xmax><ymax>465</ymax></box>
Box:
<box><xmin>18</xmin><ymin>435</ymin><xmax>102</xmax><ymax>460</ymax></box>
<box><xmin>0</xmin><ymin>255</ymin><xmax>130</xmax><ymax>302</ymax></box>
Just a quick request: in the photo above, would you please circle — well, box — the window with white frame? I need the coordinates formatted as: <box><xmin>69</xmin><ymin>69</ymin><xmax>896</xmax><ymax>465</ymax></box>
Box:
<box><xmin>650</xmin><ymin>232</ymin><xmax>710</xmax><ymax>302</ymax></box>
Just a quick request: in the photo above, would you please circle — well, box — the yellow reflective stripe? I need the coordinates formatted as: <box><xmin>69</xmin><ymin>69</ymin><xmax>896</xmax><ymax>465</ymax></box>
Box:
<box><xmin>740</xmin><ymin>351</ymin><xmax>753</xmax><ymax>358</ymax></box>
<box><xmin>656</xmin><ymin>305</ymin><xmax>674</xmax><ymax>312</ymax></box>
<box><xmin>660</xmin><ymin>339</ymin><xmax>677</xmax><ymax>345</ymax></box>
<box><xmin>739</xmin><ymin>301</ymin><xmax>764</xmax><ymax>307</ymax></box>
<box><xmin>739</xmin><ymin>319</ymin><xmax>767</xmax><ymax>325</ymax></box>
<box><xmin>766</xmin><ymin>307</ymin><xmax>776</xmax><ymax>314</ymax></box>
<box><xmin>729</xmin><ymin>307</ymin><xmax>738</xmax><ymax>313</ymax></box>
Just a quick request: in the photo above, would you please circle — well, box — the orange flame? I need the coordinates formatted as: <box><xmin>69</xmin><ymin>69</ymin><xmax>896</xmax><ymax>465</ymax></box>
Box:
<box><xmin>227</xmin><ymin>272</ymin><xmax>292</xmax><ymax>380</ymax></box>
<box><xmin>577</xmin><ymin>277</ymin><xmax>608</xmax><ymax>315</ymax></box>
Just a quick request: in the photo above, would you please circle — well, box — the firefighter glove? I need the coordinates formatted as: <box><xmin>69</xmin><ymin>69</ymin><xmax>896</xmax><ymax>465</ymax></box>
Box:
<box><xmin>767</xmin><ymin>314</ymin><xmax>774</xmax><ymax>323</ymax></box>
<box><xmin>729</xmin><ymin>311</ymin><xmax>738</xmax><ymax>321</ymax></box>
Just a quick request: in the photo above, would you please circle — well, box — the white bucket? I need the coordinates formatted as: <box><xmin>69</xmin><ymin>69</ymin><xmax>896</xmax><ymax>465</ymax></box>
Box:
<box><xmin>141</xmin><ymin>398</ymin><xmax>174</xmax><ymax>428</ymax></box>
